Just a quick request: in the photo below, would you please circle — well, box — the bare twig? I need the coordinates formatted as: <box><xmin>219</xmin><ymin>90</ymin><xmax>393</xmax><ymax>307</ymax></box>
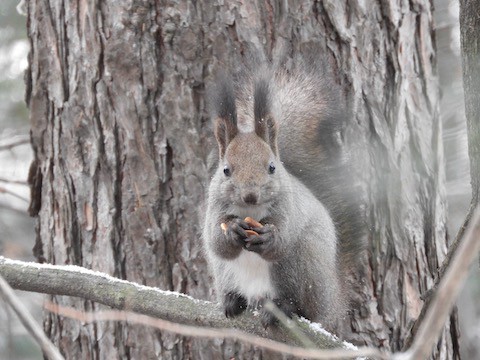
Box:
<box><xmin>395</xmin><ymin>207</ymin><xmax>480</xmax><ymax>360</ymax></box>
<box><xmin>403</xmin><ymin>201</ymin><xmax>475</xmax><ymax>347</ymax></box>
<box><xmin>45</xmin><ymin>303</ymin><xmax>387</xmax><ymax>360</ymax></box>
<box><xmin>0</xmin><ymin>186</ymin><xmax>29</xmax><ymax>203</ymax></box>
<box><xmin>0</xmin><ymin>275</ymin><xmax>64</xmax><ymax>360</ymax></box>
<box><xmin>0</xmin><ymin>177</ymin><xmax>29</xmax><ymax>185</ymax></box>
<box><xmin>0</xmin><ymin>135</ymin><xmax>30</xmax><ymax>151</ymax></box>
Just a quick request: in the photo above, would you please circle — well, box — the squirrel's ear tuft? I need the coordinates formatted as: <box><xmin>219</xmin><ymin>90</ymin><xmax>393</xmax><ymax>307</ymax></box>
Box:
<box><xmin>254</xmin><ymin>79</ymin><xmax>278</xmax><ymax>155</ymax></box>
<box><xmin>214</xmin><ymin>116</ymin><xmax>238</xmax><ymax>158</ymax></box>
<box><xmin>211</xmin><ymin>74</ymin><xmax>238</xmax><ymax>158</ymax></box>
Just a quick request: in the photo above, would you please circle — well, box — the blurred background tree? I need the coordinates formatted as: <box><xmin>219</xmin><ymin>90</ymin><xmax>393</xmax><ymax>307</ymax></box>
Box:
<box><xmin>0</xmin><ymin>1</ymin><xmax>39</xmax><ymax>359</ymax></box>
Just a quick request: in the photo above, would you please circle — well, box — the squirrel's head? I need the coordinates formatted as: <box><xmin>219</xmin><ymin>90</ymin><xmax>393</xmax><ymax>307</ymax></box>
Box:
<box><xmin>213</xmin><ymin>78</ymin><xmax>281</xmax><ymax>208</ymax></box>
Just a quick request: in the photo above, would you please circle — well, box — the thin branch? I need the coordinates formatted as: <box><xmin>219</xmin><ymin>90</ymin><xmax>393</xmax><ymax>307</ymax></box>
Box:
<box><xmin>0</xmin><ymin>186</ymin><xmax>30</xmax><ymax>203</ymax></box>
<box><xmin>0</xmin><ymin>275</ymin><xmax>64</xmax><ymax>360</ymax></box>
<box><xmin>0</xmin><ymin>256</ymin><xmax>383</xmax><ymax>358</ymax></box>
<box><xmin>0</xmin><ymin>177</ymin><xmax>29</xmax><ymax>185</ymax></box>
<box><xmin>45</xmin><ymin>303</ymin><xmax>387</xmax><ymax>360</ymax></box>
<box><xmin>403</xmin><ymin>201</ymin><xmax>475</xmax><ymax>348</ymax></box>
<box><xmin>434</xmin><ymin>201</ymin><xmax>476</xmax><ymax>285</ymax></box>
<box><xmin>395</xmin><ymin>207</ymin><xmax>480</xmax><ymax>359</ymax></box>
<box><xmin>0</xmin><ymin>135</ymin><xmax>30</xmax><ymax>151</ymax></box>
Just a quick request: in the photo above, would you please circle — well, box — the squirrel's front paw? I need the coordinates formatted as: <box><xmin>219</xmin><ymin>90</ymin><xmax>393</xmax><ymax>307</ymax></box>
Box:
<box><xmin>244</xmin><ymin>224</ymin><xmax>278</xmax><ymax>257</ymax></box>
<box><xmin>223</xmin><ymin>218</ymin><xmax>252</xmax><ymax>248</ymax></box>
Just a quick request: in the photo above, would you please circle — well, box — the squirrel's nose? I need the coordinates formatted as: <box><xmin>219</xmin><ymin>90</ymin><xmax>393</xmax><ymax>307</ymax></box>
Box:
<box><xmin>242</xmin><ymin>192</ymin><xmax>258</xmax><ymax>205</ymax></box>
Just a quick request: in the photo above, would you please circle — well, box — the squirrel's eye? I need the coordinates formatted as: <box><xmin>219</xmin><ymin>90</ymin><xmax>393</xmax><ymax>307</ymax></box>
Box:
<box><xmin>223</xmin><ymin>165</ymin><xmax>231</xmax><ymax>177</ymax></box>
<box><xmin>268</xmin><ymin>162</ymin><xmax>276</xmax><ymax>174</ymax></box>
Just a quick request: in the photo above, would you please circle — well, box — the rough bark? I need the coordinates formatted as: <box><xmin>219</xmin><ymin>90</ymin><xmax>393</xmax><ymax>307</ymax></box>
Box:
<box><xmin>26</xmin><ymin>0</ymin><xmax>458</xmax><ymax>359</ymax></box>
<box><xmin>460</xmin><ymin>0</ymin><xmax>480</xmax><ymax>205</ymax></box>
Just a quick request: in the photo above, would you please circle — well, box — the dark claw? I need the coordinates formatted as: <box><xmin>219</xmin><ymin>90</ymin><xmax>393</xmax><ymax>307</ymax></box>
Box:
<box><xmin>254</xmin><ymin>224</ymin><xmax>274</xmax><ymax>234</ymax></box>
<box><xmin>225</xmin><ymin>218</ymin><xmax>251</xmax><ymax>247</ymax></box>
<box><xmin>244</xmin><ymin>229</ymin><xmax>275</xmax><ymax>255</ymax></box>
<box><xmin>244</xmin><ymin>224</ymin><xmax>275</xmax><ymax>250</ymax></box>
<box><xmin>230</xmin><ymin>221</ymin><xmax>249</xmax><ymax>238</ymax></box>
<box><xmin>244</xmin><ymin>235</ymin><xmax>264</xmax><ymax>250</ymax></box>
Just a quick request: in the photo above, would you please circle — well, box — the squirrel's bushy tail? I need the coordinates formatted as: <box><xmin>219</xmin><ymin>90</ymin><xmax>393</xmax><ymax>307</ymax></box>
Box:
<box><xmin>211</xmin><ymin>49</ymin><xmax>366</xmax><ymax>274</ymax></box>
<box><xmin>273</xmin><ymin>52</ymin><xmax>365</xmax><ymax>274</ymax></box>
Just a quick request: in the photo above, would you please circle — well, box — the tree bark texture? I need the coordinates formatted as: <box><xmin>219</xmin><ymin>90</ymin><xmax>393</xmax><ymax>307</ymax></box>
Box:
<box><xmin>460</xmin><ymin>0</ymin><xmax>480</xmax><ymax>205</ymax></box>
<box><xmin>26</xmin><ymin>0</ymin><xmax>458</xmax><ymax>359</ymax></box>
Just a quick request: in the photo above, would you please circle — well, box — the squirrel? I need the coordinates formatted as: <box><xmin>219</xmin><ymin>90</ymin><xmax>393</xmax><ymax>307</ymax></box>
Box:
<box><xmin>202</xmin><ymin>53</ymin><xmax>364</xmax><ymax>329</ymax></box>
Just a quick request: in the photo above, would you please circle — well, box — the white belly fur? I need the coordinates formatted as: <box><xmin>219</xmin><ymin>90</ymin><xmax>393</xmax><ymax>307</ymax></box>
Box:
<box><xmin>224</xmin><ymin>250</ymin><xmax>275</xmax><ymax>303</ymax></box>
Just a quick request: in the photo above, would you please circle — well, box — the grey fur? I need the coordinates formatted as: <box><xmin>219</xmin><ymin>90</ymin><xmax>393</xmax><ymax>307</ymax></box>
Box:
<box><xmin>203</xmin><ymin>55</ymin><xmax>362</xmax><ymax>327</ymax></box>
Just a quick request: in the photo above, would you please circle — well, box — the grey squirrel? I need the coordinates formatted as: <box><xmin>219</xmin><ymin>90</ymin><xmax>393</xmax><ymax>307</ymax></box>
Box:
<box><xmin>203</xmin><ymin>53</ymin><xmax>364</xmax><ymax>328</ymax></box>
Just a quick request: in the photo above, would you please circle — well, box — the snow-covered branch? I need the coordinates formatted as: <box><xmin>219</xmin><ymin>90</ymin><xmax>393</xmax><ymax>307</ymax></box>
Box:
<box><xmin>0</xmin><ymin>256</ymin><xmax>381</xmax><ymax>359</ymax></box>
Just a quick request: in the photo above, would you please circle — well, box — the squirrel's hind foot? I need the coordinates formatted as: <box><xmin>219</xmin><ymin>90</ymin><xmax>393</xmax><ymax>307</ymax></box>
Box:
<box><xmin>224</xmin><ymin>291</ymin><xmax>248</xmax><ymax>318</ymax></box>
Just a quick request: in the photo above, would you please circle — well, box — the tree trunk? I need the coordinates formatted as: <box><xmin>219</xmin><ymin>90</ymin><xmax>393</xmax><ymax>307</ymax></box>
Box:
<box><xmin>26</xmin><ymin>0</ymin><xmax>459</xmax><ymax>359</ymax></box>
<box><xmin>460</xmin><ymin>0</ymin><xmax>480</xmax><ymax>205</ymax></box>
